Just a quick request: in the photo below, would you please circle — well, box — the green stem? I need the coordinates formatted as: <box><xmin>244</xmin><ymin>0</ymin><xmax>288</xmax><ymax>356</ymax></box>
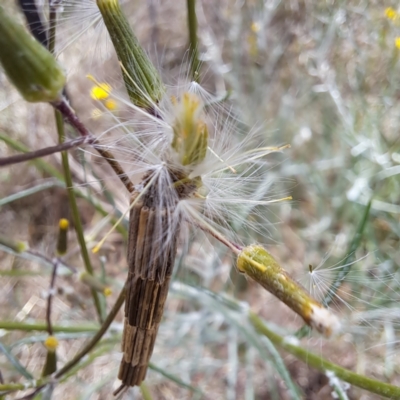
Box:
<box><xmin>140</xmin><ymin>382</ymin><xmax>153</xmax><ymax>400</ymax></box>
<box><xmin>54</xmin><ymin>287</ymin><xmax>125</xmax><ymax>379</ymax></box>
<box><xmin>249</xmin><ymin>313</ymin><xmax>400</xmax><ymax>399</ymax></box>
<box><xmin>0</xmin><ymin>321</ymin><xmax>99</xmax><ymax>333</ymax></box>
<box><xmin>148</xmin><ymin>362</ymin><xmax>203</xmax><ymax>394</ymax></box>
<box><xmin>186</xmin><ymin>0</ymin><xmax>200</xmax><ymax>82</ymax></box>
<box><xmin>56</xmin><ymin>110</ymin><xmax>104</xmax><ymax>322</ymax></box>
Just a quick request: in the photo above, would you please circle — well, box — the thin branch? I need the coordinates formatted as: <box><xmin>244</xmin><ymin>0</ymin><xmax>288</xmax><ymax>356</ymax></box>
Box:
<box><xmin>0</xmin><ymin>137</ymin><xmax>89</xmax><ymax>167</ymax></box>
<box><xmin>184</xmin><ymin>212</ymin><xmax>242</xmax><ymax>253</ymax></box>
<box><xmin>25</xmin><ymin>249</ymin><xmax>76</xmax><ymax>273</ymax></box>
<box><xmin>45</xmin><ymin>259</ymin><xmax>59</xmax><ymax>336</ymax></box>
<box><xmin>93</xmin><ymin>145</ymin><xmax>134</xmax><ymax>193</ymax></box>
<box><xmin>53</xmin><ymin>100</ymin><xmax>90</xmax><ymax>137</ymax></box>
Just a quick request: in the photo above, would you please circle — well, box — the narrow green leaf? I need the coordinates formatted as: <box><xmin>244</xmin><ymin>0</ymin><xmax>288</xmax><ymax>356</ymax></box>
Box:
<box><xmin>0</xmin><ymin>341</ymin><xmax>34</xmax><ymax>379</ymax></box>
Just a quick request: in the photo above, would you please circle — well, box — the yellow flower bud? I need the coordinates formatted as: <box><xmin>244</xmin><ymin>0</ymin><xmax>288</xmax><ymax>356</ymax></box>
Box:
<box><xmin>90</xmin><ymin>83</ymin><xmax>112</xmax><ymax>100</ymax></box>
<box><xmin>104</xmin><ymin>98</ymin><xmax>117</xmax><ymax>110</ymax></box>
<box><xmin>385</xmin><ymin>7</ymin><xmax>398</xmax><ymax>21</ymax></box>
<box><xmin>44</xmin><ymin>336</ymin><xmax>59</xmax><ymax>351</ymax></box>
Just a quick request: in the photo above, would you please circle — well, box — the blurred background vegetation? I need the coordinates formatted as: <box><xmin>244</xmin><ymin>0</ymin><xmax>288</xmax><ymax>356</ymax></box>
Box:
<box><xmin>1</xmin><ymin>1</ymin><xmax>400</xmax><ymax>399</ymax></box>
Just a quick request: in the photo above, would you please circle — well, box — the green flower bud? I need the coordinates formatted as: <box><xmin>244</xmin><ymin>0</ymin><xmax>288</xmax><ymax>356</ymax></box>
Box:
<box><xmin>96</xmin><ymin>0</ymin><xmax>165</xmax><ymax>110</ymax></box>
<box><xmin>0</xmin><ymin>6</ymin><xmax>66</xmax><ymax>103</ymax></box>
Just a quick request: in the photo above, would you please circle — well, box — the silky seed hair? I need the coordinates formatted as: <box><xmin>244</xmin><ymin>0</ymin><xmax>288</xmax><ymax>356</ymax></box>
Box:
<box><xmin>92</xmin><ymin>80</ymin><xmax>290</xmax><ymax>260</ymax></box>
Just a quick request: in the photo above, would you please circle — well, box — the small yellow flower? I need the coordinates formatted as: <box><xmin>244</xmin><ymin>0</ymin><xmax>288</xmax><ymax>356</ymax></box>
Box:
<box><xmin>103</xmin><ymin>287</ymin><xmax>112</xmax><ymax>297</ymax></box>
<box><xmin>104</xmin><ymin>98</ymin><xmax>117</xmax><ymax>111</ymax></box>
<box><xmin>90</xmin><ymin>83</ymin><xmax>111</xmax><ymax>100</ymax></box>
<box><xmin>44</xmin><ymin>336</ymin><xmax>59</xmax><ymax>351</ymax></box>
<box><xmin>395</xmin><ymin>37</ymin><xmax>400</xmax><ymax>49</ymax></box>
<box><xmin>385</xmin><ymin>7</ymin><xmax>398</xmax><ymax>21</ymax></box>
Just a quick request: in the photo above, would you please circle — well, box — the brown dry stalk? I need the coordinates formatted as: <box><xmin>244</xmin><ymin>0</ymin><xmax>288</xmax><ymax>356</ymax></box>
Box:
<box><xmin>116</xmin><ymin>185</ymin><xmax>181</xmax><ymax>390</ymax></box>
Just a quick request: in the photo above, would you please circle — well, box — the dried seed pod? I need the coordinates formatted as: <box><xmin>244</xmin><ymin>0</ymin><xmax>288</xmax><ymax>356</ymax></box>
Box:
<box><xmin>237</xmin><ymin>245</ymin><xmax>341</xmax><ymax>337</ymax></box>
<box><xmin>0</xmin><ymin>6</ymin><xmax>65</xmax><ymax>103</ymax></box>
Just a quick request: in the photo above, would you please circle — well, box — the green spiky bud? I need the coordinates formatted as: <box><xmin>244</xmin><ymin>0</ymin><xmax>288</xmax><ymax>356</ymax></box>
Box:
<box><xmin>0</xmin><ymin>6</ymin><xmax>65</xmax><ymax>103</ymax></box>
<box><xmin>96</xmin><ymin>0</ymin><xmax>165</xmax><ymax>109</ymax></box>
<box><xmin>171</xmin><ymin>92</ymin><xmax>208</xmax><ymax>167</ymax></box>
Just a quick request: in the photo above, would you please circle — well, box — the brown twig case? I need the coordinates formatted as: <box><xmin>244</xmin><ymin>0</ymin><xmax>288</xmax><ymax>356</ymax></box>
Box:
<box><xmin>117</xmin><ymin>190</ymin><xmax>180</xmax><ymax>389</ymax></box>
